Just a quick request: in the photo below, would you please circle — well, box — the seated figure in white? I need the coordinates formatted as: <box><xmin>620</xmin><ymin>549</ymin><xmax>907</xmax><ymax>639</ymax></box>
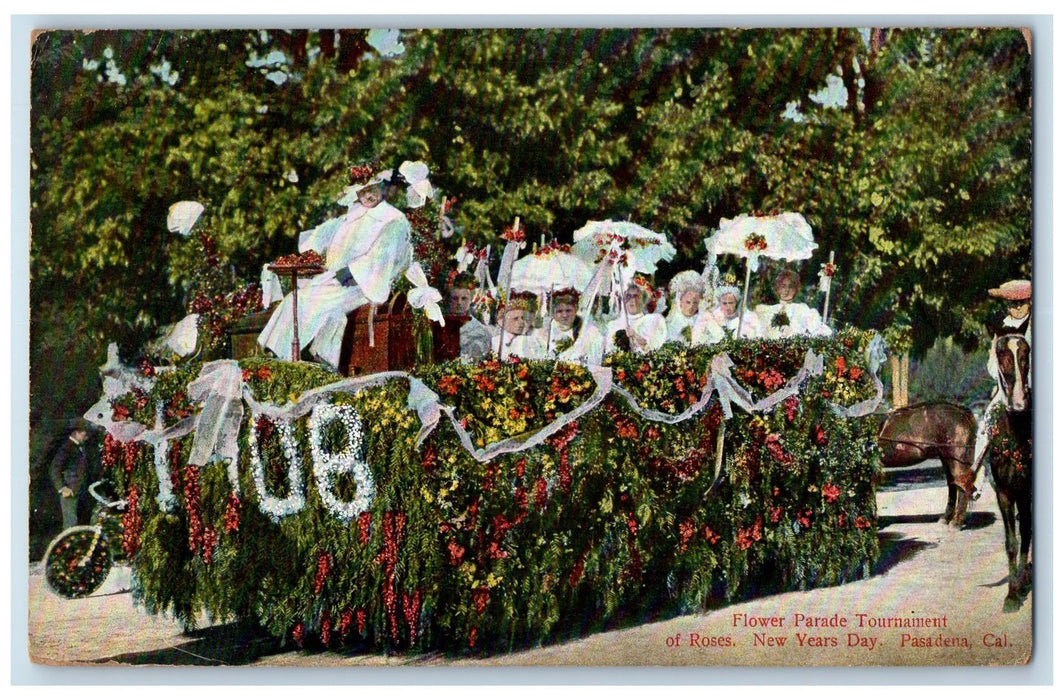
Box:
<box><xmin>664</xmin><ymin>270</ymin><xmax>725</xmax><ymax>347</ymax></box>
<box><xmin>755</xmin><ymin>269</ymin><xmax>832</xmax><ymax>340</ymax></box>
<box><xmin>604</xmin><ymin>278</ymin><xmax>668</xmax><ymax>355</ymax></box>
<box><xmin>709</xmin><ymin>284</ymin><xmax>760</xmax><ymax>339</ymax></box>
<box><xmin>258</xmin><ymin>178</ymin><xmax>412</xmax><ymax>370</ymax></box>
<box><xmin>495</xmin><ymin>293</ymin><xmax>547</xmax><ymax>361</ymax></box>
<box><xmin>534</xmin><ymin>288</ymin><xmax>604</xmax><ymax>365</ymax></box>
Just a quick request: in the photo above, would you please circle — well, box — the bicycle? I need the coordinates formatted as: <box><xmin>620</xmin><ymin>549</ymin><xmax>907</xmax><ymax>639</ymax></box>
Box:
<box><xmin>42</xmin><ymin>480</ymin><xmax>127</xmax><ymax>599</ymax></box>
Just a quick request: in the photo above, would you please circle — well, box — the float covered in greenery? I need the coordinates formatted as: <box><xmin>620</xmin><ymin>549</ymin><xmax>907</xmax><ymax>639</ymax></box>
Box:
<box><xmin>97</xmin><ymin>330</ymin><xmax>883</xmax><ymax>654</ymax></box>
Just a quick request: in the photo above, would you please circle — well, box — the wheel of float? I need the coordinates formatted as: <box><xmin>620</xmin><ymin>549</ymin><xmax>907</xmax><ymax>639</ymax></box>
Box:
<box><xmin>42</xmin><ymin>526</ymin><xmax>113</xmax><ymax>599</ymax></box>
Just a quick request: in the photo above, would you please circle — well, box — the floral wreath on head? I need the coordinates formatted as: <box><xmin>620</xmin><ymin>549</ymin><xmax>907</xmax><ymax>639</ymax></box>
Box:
<box><xmin>349</xmin><ymin>162</ymin><xmax>381</xmax><ymax>186</ymax></box>
<box><xmin>630</xmin><ymin>275</ymin><xmax>654</xmax><ymax>298</ymax></box>
<box><xmin>448</xmin><ymin>271</ymin><xmax>477</xmax><ymax>291</ymax></box>
<box><xmin>551</xmin><ymin>287</ymin><xmax>581</xmax><ymax>306</ymax></box>
<box><xmin>503</xmin><ymin>290</ymin><xmax>539</xmax><ymax>314</ymax></box>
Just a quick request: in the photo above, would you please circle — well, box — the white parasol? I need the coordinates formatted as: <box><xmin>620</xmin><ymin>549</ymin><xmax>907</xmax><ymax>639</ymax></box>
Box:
<box><xmin>509</xmin><ymin>243</ymin><xmax>595</xmax><ymax>294</ymax></box>
<box><xmin>572</xmin><ymin>220</ymin><xmax>677</xmax><ymax>278</ymax></box>
<box><xmin>704</xmin><ymin>212</ymin><xmax>819</xmax><ymax>338</ymax></box>
<box><xmin>571</xmin><ymin>220</ymin><xmax>676</xmax><ymax>321</ymax></box>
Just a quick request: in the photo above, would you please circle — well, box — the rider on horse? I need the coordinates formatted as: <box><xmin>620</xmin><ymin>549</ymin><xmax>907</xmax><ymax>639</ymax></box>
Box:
<box><xmin>971</xmin><ymin>279</ymin><xmax>1032</xmax><ymax>498</ymax></box>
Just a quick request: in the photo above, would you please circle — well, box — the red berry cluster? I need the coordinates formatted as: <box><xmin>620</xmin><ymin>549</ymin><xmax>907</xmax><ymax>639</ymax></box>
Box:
<box><xmin>545</xmin><ymin>421</ymin><xmax>579</xmax><ymax>496</ymax></box>
<box><xmin>569</xmin><ymin>553</ymin><xmax>585</xmax><ymax>587</ymax></box>
<box><xmin>402</xmin><ymin>589</ymin><xmax>423</xmax><ymax>644</ymax></box>
<box><xmin>339</xmin><ymin>608</ymin><xmax>354</xmax><ymax>638</ymax></box>
<box><xmin>784</xmin><ymin>395</ymin><xmax>799</xmax><ymax>422</ymax></box>
<box><xmin>201</xmin><ymin>527</ymin><xmax>218</xmax><ymax>566</ymax></box>
<box><xmin>223</xmin><ymin>492</ymin><xmax>240</xmax><ymax>533</ymax></box>
<box><xmin>534</xmin><ymin>477</ymin><xmax>548</xmax><ymax>511</ymax></box>
<box><xmin>292</xmin><ymin>622</ymin><xmax>306</xmax><ymax>648</ymax></box>
<box><xmin>375</xmin><ymin>512</ymin><xmax>406</xmax><ymax>645</ymax></box>
<box><xmin>678</xmin><ymin>518</ymin><xmax>696</xmax><ymax>553</ymax></box>
<box><xmin>764</xmin><ymin>433</ymin><xmax>794</xmax><ymax>467</ymax></box>
<box><xmin>137</xmin><ymin>358</ymin><xmax>156</xmax><ymax>378</ymax></box>
<box><xmin>102</xmin><ymin>433</ymin><xmax>123</xmax><ymax>470</ymax></box>
<box><xmin>358</xmin><ymin>511</ymin><xmax>372</xmax><ymax>544</ymax></box>
<box><xmin>471</xmin><ymin>587</ymin><xmax>490</xmax><ymax>615</ymax></box>
<box><xmin>446</xmin><ymin>540</ymin><xmax>465</xmax><ymax>565</ymax></box>
<box><xmin>182</xmin><ymin>464</ymin><xmax>205</xmax><ymax>557</ymax></box>
<box><xmin>123</xmin><ymin>441</ymin><xmax>141</xmax><ymax>476</ymax></box>
<box><xmin>121</xmin><ymin>485</ymin><xmax>142</xmax><ymax>558</ymax></box>
<box><xmin>313</xmin><ymin>552</ymin><xmax>333</xmax><ymax>595</ymax></box>
<box><xmin>320</xmin><ymin>611</ymin><xmax>332</xmax><ymax>646</ymax></box>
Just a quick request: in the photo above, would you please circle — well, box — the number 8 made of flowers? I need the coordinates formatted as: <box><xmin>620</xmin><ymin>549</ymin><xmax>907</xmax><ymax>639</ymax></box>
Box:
<box><xmin>249</xmin><ymin>414</ymin><xmax>307</xmax><ymax>522</ymax></box>
<box><xmin>308</xmin><ymin>403</ymin><xmax>376</xmax><ymax>523</ymax></box>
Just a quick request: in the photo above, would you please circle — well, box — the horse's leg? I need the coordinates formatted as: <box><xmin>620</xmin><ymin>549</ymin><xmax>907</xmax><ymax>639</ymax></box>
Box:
<box><xmin>996</xmin><ymin>488</ymin><xmax>1022</xmax><ymax>612</ymax></box>
<box><xmin>939</xmin><ymin>455</ymin><xmax>956</xmax><ymax>525</ymax></box>
<box><xmin>947</xmin><ymin>450</ymin><xmax>975</xmax><ymax>528</ymax></box>
<box><xmin>947</xmin><ymin>458</ymin><xmax>971</xmax><ymax>529</ymax></box>
<box><xmin>1018</xmin><ymin>490</ymin><xmax>1033</xmax><ymax>597</ymax></box>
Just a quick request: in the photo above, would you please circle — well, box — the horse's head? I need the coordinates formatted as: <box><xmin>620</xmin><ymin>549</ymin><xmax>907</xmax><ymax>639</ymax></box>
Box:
<box><xmin>994</xmin><ymin>334</ymin><xmax>1031</xmax><ymax>412</ymax></box>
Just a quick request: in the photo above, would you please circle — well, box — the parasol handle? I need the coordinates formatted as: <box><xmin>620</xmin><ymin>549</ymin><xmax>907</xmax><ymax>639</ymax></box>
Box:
<box><xmin>822</xmin><ymin>250</ymin><xmax>835</xmax><ymax>323</ymax></box>
<box><xmin>736</xmin><ymin>261</ymin><xmax>752</xmax><ymax>340</ymax></box>
<box><xmin>546</xmin><ymin>284</ymin><xmax>555</xmax><ymax>354</ymax></box>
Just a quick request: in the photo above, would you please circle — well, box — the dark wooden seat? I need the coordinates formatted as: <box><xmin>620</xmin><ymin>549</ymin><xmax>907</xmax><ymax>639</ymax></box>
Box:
<box><xmin>231</xmin><ymin>297</ymin><xmax>467</xmax><ymax>376</ymax></box>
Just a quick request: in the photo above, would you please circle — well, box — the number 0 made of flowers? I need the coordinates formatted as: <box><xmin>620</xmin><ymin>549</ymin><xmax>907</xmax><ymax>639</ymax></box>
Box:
<box><xmin>249</xmin><ymin>414</ymin><xmax>307</xmax><ymax>522</ymax></box>
<box><xmin>308</xmin><ymin>403</ymin><xmax>376</xmax><ymax>522</ymax></box>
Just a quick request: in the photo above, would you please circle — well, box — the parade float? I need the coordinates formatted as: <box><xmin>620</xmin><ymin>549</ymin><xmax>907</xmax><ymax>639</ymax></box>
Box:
<box><xmin>78</xmin><ymin>175</ymin><xmax>888</xmax><ymax>655</ymax></box>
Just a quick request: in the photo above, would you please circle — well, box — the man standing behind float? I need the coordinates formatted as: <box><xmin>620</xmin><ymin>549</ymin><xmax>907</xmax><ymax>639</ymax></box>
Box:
<box><xmin>258</xmin><ymin>169</ymin><xmax>413</xmax><ymax>370</ymax></box>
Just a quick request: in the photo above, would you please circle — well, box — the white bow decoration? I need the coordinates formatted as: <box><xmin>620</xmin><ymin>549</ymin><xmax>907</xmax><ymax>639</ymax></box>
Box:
<box><xmin>405</xmin><ymin>262</ymin><xmax>445</xmax><ymax>326</ymax></box>
<box><xmin>167</xmin><ymin>201</ymin><xmax>204</xmax><ymax>236</ymax></box>
<box><xmin>398</xmin><ymin>161</ymin><xmax>434</xmax><ymax>209</ymax></box>
<box><xmin>454</xmin><ymin>242</ymin><xmax>476</xmax><ymax>274</ymax></box>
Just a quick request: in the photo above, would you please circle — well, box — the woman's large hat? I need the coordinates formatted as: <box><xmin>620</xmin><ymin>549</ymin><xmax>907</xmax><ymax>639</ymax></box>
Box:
<box><xmin>988</xmin><ymin>279</ymin><xmax>1031</xmax><ymax>301</ymax></box>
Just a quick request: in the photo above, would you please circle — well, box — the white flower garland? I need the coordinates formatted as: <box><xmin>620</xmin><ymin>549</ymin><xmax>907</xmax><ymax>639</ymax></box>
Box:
<box><xmin>152</xmin><ymin>439</ymin><xmax>178</xmax><ymax>513</ymax></box>
<box><xmin>248</xmin><ymin>414</ymin><xmax>306</xmax><ymax>523</ymax></box>
<box><xmin>308</xmin><ymin>403</ymin><xmax>375</xmax><ymax>523</ymax></box>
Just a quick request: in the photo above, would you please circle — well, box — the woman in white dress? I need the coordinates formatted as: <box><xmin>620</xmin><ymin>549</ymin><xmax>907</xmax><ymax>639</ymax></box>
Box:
<box><xmin>664</xmin><ymin>270</ymin><xmax>725</xmax><ymax>346</ymax></box>
<box><xmin>604</xmin><ymin>277</ymin><xmax>668</xmax><ymax>355</ymax></box>
<box><xmin>755</xmin><ymin>269</ymin><xmax>832</xmax><ymax>339</ymax></box>
<box><xmin>534</xmin><ymin>288</ymin><xmax>604</xmax><ymax>365</ymax></box>
<box><xmin>709</xmin><ymin>284</ymin><xmax>760</xmax><ymax>339</ymax></box>
<box><xmin>258</xmin><ymin>178</ymin><xmax>413</xmax><ymax>370</ymax></box>
<box><xmin>495</xmin><ymin>292</ymin><xmax>547</xmax><ymax>360</ymax></box>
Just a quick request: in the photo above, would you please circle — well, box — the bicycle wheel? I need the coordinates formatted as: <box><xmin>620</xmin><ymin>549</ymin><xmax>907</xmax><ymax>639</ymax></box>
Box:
<box><xmin>42</xmin><ymin>526</ymin><xmax>112</xmax><ymax>599</ymax></box>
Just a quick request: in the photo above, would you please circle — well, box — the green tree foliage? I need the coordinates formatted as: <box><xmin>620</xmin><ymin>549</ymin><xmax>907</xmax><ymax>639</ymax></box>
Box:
<box><xmin>30</xmin><ymin>27</ymin><xmax>1031</xmax><ymax>433</ymax></box>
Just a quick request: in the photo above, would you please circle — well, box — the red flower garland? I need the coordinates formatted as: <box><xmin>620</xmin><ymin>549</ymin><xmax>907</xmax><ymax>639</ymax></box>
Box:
<box><xmin>223</xmin><ymin>492</ymin><xmax>241</xmax><ymax>534</ymax></box>
<box><xmin>121</xmin><ymin>485</ymin><xmax>142</xmax><ymax>558</ymax></box>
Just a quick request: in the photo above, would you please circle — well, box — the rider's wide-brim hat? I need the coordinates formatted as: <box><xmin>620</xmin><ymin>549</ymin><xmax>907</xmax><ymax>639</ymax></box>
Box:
<box><xmin>988</xmin><ymin>280</ymin><xmax>1032</xmax><ymax>301</ymax></box>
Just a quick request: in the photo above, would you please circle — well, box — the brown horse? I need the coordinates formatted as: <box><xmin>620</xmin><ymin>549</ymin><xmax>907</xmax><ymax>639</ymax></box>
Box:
<box><xmin>988</xmin><ymin>333</ymin><xmax>1032</xmax><ymax>612</ymax></box>
<box><xmin>877</xmin><ymin>403</ymin><xmax>978</xmax><ymax>528</ymax></box>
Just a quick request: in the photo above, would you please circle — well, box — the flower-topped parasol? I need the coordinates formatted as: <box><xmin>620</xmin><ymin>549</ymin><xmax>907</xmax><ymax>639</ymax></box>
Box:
<box><xmin>571</xmin><ymin>220</ymin><xmax>676</xmax><ymax>324</ymax></box>
<box><xmin>572</xmin><ymin>220</ymin><xmax>677</xmax><ymax>278</ymax></box>
<box><xmin>704</xmin><ymin>212</ymin><xmax>817</xmax><ymax>273</ymax></box>
<box><xmin>509</xmin><ymin>241</ymin><xmax>595</xmax><ymax>295</ymax></box>
<box><xmin>704</xmin><ymin>212</ymin><xmax>819</xmax><ymax>338</ymax></box>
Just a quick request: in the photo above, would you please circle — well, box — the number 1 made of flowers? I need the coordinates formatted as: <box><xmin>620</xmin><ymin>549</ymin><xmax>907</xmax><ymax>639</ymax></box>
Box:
<box><xmin>308</xmin><ymin>403</ymin><xmax>376</xmax><ymax>523</ymax></box>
